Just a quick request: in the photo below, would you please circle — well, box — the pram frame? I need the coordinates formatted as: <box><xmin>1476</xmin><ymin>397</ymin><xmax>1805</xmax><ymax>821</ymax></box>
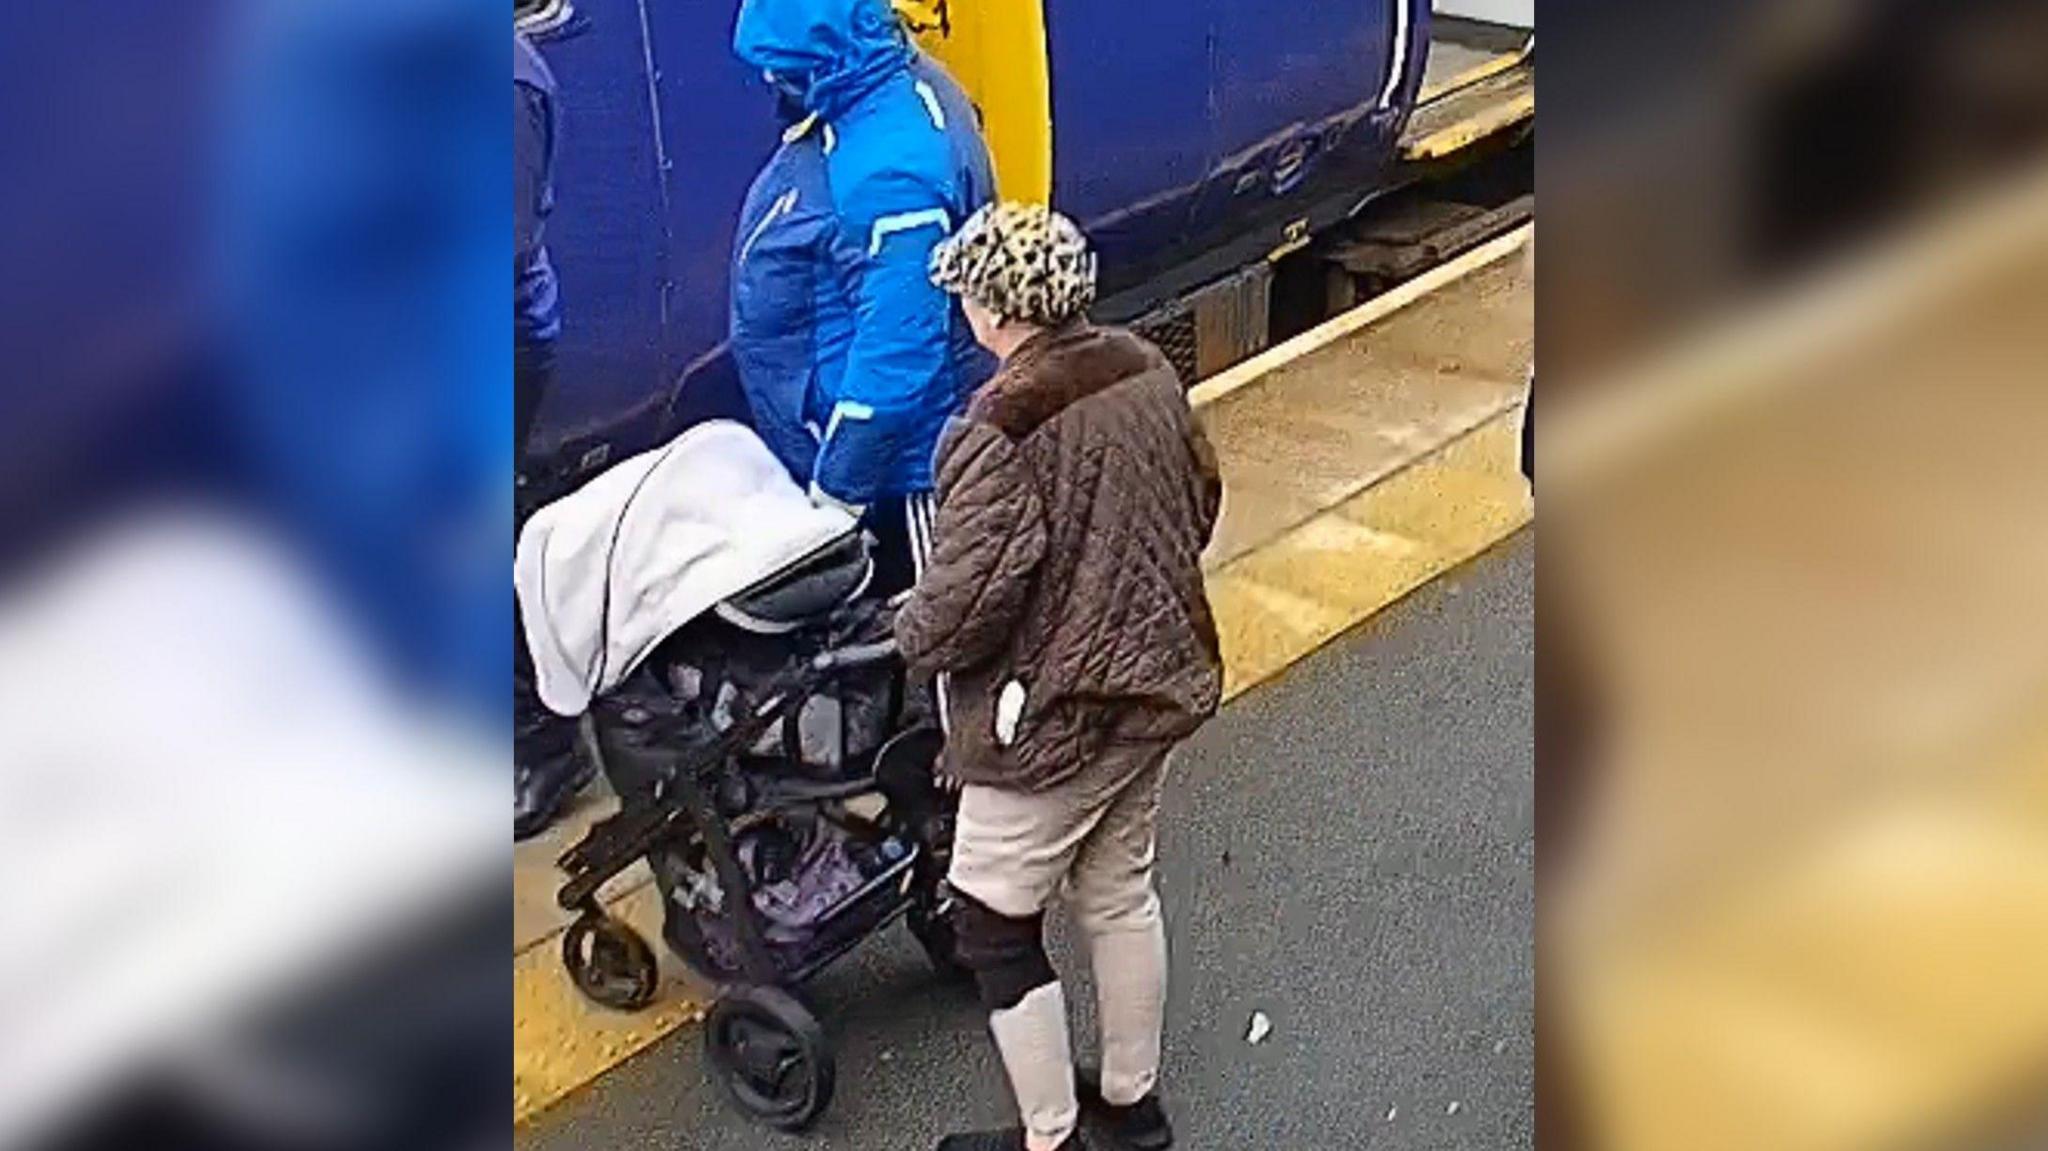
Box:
<box><xmin>552</xmin><ymin>595</ymin><xmax>959</xmax><ymax>1131</ymax></box>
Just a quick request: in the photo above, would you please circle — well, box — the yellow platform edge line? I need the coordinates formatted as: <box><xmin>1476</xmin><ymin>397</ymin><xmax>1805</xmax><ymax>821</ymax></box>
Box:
<box><xmin>512</xmin><ymin>404</ymin><xmax>1532</xmax><ymax>1129</ymax></box>
<box><xmin>1213</xmin><ymin>408</ymin><xmax>1531</xmax><ymax>701</ymax></box>
<box><xmin>1189</xmin><ymin>223</ymin><xmax>1533</xmax><ymax>410</ymax></box>
<box><xmin>1401</xmin><ymin>90</ymin><xmax>1535</xmax><ymax>161</ymax></box>
<box><xmin>1416</xmin><ymin>40</ymin><xmax>1533</xmax><ymax>107</ymax></box>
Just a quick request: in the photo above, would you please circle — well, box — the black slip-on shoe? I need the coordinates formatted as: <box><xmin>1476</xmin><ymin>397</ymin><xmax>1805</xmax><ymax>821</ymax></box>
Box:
<box><xmin>1075</xmin><ymin>1067</ymin><xmax>1173</xmax><ymax>1151</ymax></box>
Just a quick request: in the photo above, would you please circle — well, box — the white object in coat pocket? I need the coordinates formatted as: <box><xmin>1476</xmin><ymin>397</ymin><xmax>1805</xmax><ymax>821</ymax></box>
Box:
<box><xmin>995</xmin><ymin>679</ymin><xmax>1026</xmax><ymax>748</ymax></box>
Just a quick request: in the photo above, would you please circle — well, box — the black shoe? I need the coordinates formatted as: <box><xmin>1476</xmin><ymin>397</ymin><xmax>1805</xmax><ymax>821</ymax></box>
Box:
<box><xmin>935</xmin><ymin>1127</ymin><xmax>1088</xmax><ymax>1151</ymax></box>
<box><xmin>1075</xmin><ymin>1067</ymin><xmax>1173</xmax><ymax>1150</ymax></box>
<box><xmin>514</xmin><ymin>751</ymin><xmax>594</xmax><ymax>841</ymax></box>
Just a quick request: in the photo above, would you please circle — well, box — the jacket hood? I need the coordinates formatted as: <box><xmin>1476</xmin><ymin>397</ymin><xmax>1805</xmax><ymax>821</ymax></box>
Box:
<box><xmin>733</xmin><ymin>0</ymin><xmax>913</xmax><ymax>120</ymax></box>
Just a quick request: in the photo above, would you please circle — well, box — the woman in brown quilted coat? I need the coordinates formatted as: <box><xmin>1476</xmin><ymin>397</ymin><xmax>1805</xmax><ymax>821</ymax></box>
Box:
<box><xmin>897</xmin><ymin>202</ymin><xmax>1223</xmax><ymax>1151</ymax></box>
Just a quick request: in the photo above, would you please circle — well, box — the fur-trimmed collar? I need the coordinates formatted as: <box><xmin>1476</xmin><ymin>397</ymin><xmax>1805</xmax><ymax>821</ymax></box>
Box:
<box><xmin>968</xmin><ymin>323</ymin><xmax>1171</xmax><ymax>439</ymax></box>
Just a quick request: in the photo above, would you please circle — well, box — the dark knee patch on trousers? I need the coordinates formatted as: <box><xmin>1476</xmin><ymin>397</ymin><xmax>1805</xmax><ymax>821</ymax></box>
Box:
<box><xmin>951</xmin><ymin>893</ymin><xmax>1055</xmax><ymax>1012</ymax></box>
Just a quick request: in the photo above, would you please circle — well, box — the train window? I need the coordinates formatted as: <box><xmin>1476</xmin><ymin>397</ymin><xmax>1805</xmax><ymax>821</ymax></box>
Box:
<box><xmin>515</xmin><ymin>0</ymin><xmax>574</xmax><ymax>38</ymax></box>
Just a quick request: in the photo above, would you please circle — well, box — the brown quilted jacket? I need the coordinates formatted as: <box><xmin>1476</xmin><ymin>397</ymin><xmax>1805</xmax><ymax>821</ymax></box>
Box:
<box><xmin>895</xmin><ymin>322</ymin><xmax>1223</xmax><ymax>792</ymax></box>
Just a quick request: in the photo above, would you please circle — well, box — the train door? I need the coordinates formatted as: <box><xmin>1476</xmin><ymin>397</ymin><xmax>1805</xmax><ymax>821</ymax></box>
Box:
<box><xmin>644</xmin><ymin>0</ymin><xmax>778</xmax><ymax>436</ymax></box>
<box><xmin>517</xmin><ymin>0</ymin><xmax>674</xmax><ymax>468</ymax></box>
<box><xmin>1035</xmin><ymin>0</ymin><xmax>1220</xmax><ymax>294</ymax></box>
<box><xmin>518</xmin><ymin>0</ymin><xmax>772</xmax><ymax>477</ymax></box>
<box><xmin>1187</xmin><ymin>0</ymin><xmax>1428</xmax><ymax>255</ymax></box>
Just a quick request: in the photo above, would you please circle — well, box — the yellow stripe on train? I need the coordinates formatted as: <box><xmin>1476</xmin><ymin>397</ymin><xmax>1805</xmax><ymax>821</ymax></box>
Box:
<box><xmin>897</xmin><ymin>0</ymin><xmax>1053</xmax><ymax>204</ymax></box>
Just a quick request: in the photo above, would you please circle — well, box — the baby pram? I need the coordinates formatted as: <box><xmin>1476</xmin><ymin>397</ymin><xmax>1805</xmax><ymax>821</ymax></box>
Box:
<box><xmin>515</xmin><ymin>421</ymin><xmax>962</xmax><ymax>1131</ymax></box>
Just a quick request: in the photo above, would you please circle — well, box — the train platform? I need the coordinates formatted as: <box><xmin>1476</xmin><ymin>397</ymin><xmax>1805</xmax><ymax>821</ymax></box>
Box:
<box><xmin>512</xmin><ymin>226</ymin><xmax>1534</xmax><ymax>1126</ymax></box>
<box><xmin>1406</xmin><ymin>17</ymin><xmax>1534</xmax><ymax>162</ymax></box>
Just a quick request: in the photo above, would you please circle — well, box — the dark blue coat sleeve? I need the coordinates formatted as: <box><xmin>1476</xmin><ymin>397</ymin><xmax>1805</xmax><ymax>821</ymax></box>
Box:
<box><xmin>515</xmin><ymin>85</ymin><xmax>544</xmax><ymax>267</ymax></box>
<box><xmin>513</xmin><ymin>72</ymin><xmax>559</xmax><ymax>345</ymax></box>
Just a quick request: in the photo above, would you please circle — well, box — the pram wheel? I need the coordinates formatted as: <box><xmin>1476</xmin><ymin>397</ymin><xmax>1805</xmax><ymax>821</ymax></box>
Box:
<box><xmin>561</xmin><ymin>913</ymin><xmax>660</xmax><ymax>1012</ymax></box>
<box><xmin>705</xmin><ymin>985</ymin><xmax>835</xmax><ymax>1131</ymax></box>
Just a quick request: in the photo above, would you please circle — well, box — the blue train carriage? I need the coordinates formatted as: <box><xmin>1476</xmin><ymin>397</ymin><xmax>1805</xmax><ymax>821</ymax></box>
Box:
<box><xmin>514</xmin><ymin>0</ymin><xmax>1431</xmax><ymax>497</ymax></box>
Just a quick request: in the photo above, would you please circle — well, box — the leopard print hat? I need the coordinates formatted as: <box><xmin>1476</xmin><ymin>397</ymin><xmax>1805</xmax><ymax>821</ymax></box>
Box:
<box><xmin>928</xmin><ymin>201</ymin><xmax>1098</xmax><ymax>327</ymax></box>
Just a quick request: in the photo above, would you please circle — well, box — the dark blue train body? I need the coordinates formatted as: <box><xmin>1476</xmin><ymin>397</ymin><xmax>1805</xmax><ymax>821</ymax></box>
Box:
<box><xmin>516</xmin><ymin>0</ymin><xmax>1427</xmax><ymax>488</ymax></box>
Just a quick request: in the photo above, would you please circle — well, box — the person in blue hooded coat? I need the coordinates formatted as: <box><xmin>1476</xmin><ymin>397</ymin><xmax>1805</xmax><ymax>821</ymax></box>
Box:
<box><xmin>729</xmin><ymin>0</ymin><xmax>996</xmax><ymax>595</ymax></box>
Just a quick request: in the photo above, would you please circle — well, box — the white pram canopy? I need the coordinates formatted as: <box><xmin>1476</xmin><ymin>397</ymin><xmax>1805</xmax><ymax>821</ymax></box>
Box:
<box><xmin>514</xmin><ymin>420</ymin><xmax>860</xmax><ymax>717</ymax></box>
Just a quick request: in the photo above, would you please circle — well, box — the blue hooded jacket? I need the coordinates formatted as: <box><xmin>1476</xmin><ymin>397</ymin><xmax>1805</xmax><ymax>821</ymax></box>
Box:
<box><xmin>730</xmin><ymin>0</ymin><xmax>995</xmax><ymax>506</ymax></box>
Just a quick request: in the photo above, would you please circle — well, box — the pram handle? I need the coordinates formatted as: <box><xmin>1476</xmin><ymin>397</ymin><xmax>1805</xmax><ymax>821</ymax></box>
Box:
<box><xmin>811</xmin><ymin>638</ymin><xmax>898</xmax><ymax>673</ymax></box>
